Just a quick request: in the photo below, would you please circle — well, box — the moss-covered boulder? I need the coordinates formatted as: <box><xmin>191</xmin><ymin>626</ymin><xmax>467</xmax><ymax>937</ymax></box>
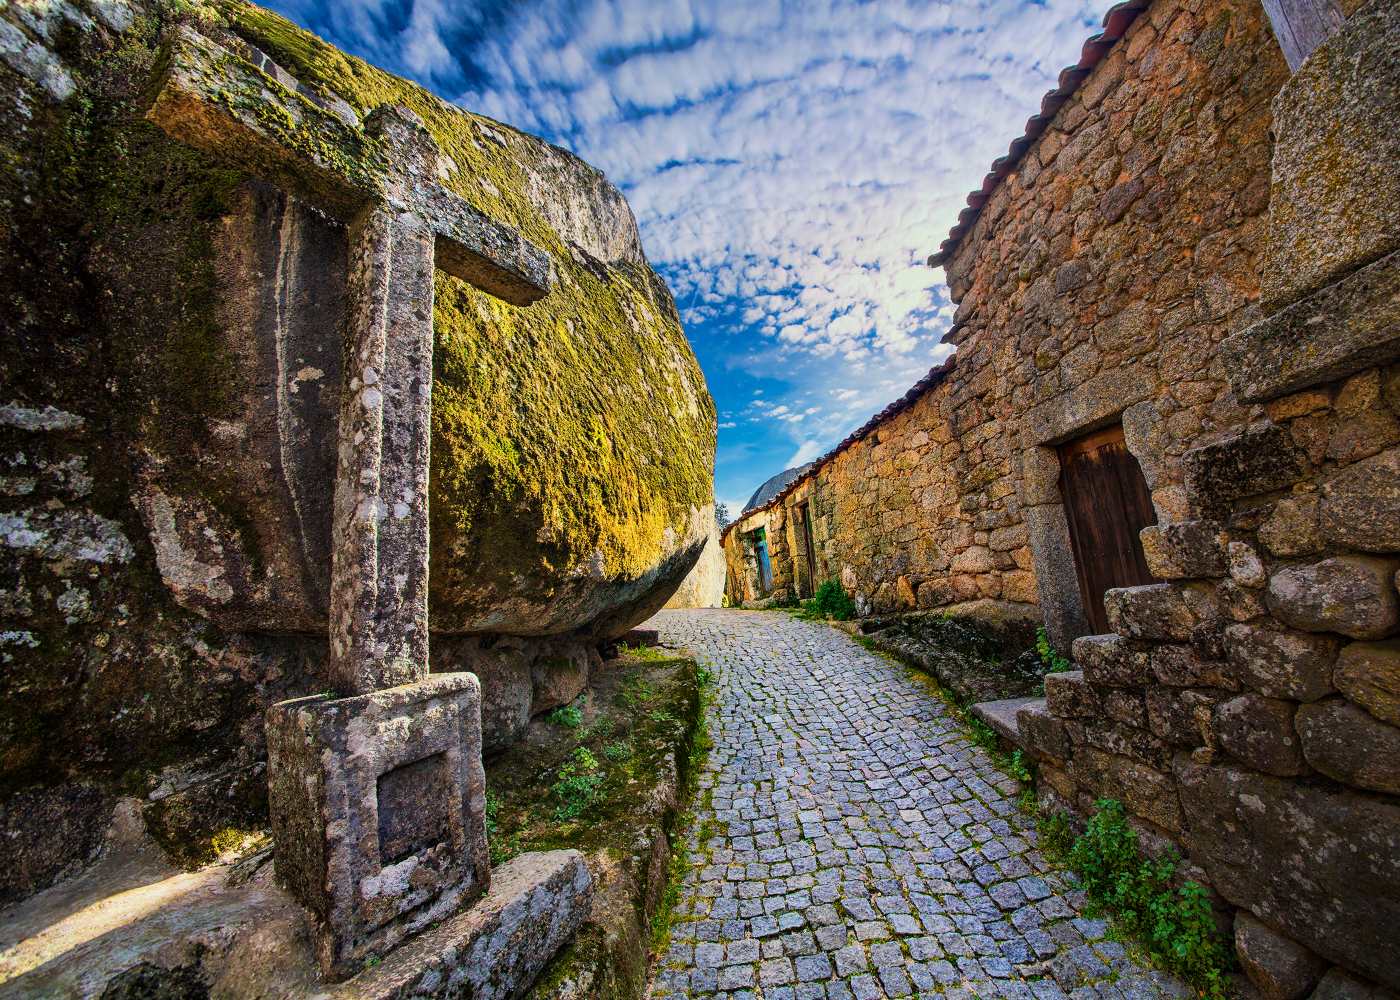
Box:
<box><xmin>0</xmin><ymin>0</ymin><xmax>712</xmax><ymax>900</ymax></box>
<box><xmin>122</xmin><ymin>2</ymin><xmax>715</xmax><ymax>639</ymax></box>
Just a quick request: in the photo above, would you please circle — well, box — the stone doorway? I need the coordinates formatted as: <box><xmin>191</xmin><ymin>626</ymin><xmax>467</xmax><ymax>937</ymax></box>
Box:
<box><xmin>1056</xmin><ymin>424</ymin><xmax>1157</xmax><ymax>634</ymax></box>
<box><xmin>754</xmin><ymin>528</ymin><xmax>774</xmax><ymax>593</ymax></box>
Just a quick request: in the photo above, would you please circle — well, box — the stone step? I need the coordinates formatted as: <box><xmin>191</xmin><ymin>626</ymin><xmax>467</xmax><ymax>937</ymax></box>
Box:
<box><xmin>969</xmin><ymin>695</ymin><xmax>1042</xmax><ymax>749</ymax></box>
<box><xmin>333</xmin><ymin>849</ymin><xmax>592</xmax><ymax>998</ymax></box>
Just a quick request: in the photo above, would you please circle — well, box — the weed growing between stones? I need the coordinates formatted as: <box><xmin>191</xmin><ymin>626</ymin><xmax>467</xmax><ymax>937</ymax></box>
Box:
<box><xmin>546</xmin><ymin>702</ymin><xmax>584</xmax><ymax>728</ymax></box>
<box><xmin>618</xmin><ymin>673</ymin><xmax>656</xmax><ymax>709</ymax></box>
<box><xmin>550</xmin><ymin>747</ymin><xmax>604</xmax><ymax>821</ymax></box>
<box><xmin>484</xmin><ymin>650</ymin><xmax>706</xmax><ymax>995</ymax></box>
<box><xmin>618</xmin><ymin>642</ymin><xmax>671</xmax><ymax>662</ymax></box>
<box><xmin>1037</xmin><ymin>800</ymin><xmax>1234</xmax><ymax>998</ymax></box>
<box><xmin>1036</xmin><ymin>627</ymin><xmax>1072</xmax><ymax>673</ymax></box>
<box><xmin>811</xmin><ymin>580</ymin><xmax>857</xmax><ymax>620</ymax></box>
<box><xmin>603</xmin><ymin>740</ymin><xmax>632</xmax><ymax>761</ymax></box>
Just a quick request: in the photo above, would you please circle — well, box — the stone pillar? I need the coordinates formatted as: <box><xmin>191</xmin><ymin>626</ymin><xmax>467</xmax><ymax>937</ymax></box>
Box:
<box><xmin>329</xmin><ymin>207</ymin><xmax>435</xmax><ymax>694</ymax></box>
<box><xmin>328</xmin><ymin>107</ymin><xmax>441</xmax><ymax>696</ymax></box>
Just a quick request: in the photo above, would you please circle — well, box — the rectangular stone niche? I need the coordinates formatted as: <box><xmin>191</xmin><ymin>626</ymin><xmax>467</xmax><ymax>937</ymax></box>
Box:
<box><xmin>266</xmin><ymin>672</ymin><xmax>490</xmax><ymax>980</ymax></box>
<box><xmin>377</xmin><ymin>752</ymin><xmax>453</xmax><ymax>865</ymax></box>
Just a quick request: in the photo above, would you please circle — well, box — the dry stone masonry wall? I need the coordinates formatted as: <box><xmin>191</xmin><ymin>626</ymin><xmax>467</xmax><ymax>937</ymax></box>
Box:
<box><xmin>726</xmin><ymin>0</ymin><xmax>1400</xmax><ymax>994</ymax></box>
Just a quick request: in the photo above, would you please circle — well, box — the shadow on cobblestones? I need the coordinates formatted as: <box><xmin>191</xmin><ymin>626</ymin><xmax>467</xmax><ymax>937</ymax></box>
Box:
<box><xmin>645</xmin><ymin>610</ymin><xmax>1190</xmax><ymax>1000</ymax></box>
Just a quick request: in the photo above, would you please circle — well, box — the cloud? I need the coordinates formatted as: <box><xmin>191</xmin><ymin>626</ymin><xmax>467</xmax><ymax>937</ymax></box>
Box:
<box><xmin>265</xmin><ymin>0</ymin><xmax>1105</xmax><ymax>496</ymax></box>
<box><xmin>787</xmin><ymin>439</ymin><xmax>826</xmax><ymax>468</ymax></box>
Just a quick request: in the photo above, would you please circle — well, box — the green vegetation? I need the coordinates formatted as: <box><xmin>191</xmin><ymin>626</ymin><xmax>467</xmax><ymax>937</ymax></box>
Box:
<box><xmin>1036</xmin><ymin>809</ymin><xmax>1076</xmax><ymax>856</ymax></box>
<box><xmin>618</xmin><ymin>673</ymin><xmax>655</xmax><ymax>709</ymax></box>
<box><xmin>617</xmin><ymin>642</ymin><xmax>670</xmax><ymax>662</ymax></box>
<box><xmin>786</xmin><ymin>579</ymin><xmax>857</xmax><ymax>621</ymax></box>
<box><xmin>1007</xmin><ymin>749</ymin><xmax>1033</xmax><ymax>784</ymax></box>
<box><xmin>1037</xmin><ymin>627</ymin><xmax>1073</xmax><ymax>672</ymax></box>
<box><xmin>550</xmin><ymin>747</ymin><xmax>604</xmax><ymax>821</ymax></box>
<box><xmin>811</xmin><ymin>579</ymin><xmax>856</xmax><ymax>620</ymax></box>
<box><xmin>603</xmin><ymin>740</ymin><xmax>632</xmax><ymax>761</ymax></box>
<box><xmin>1039</xmin><ymin>800</ymin><xmax>1233</xmax><ymax>998</ymax></box>
<box><xmin>484</xmin><ymin>789</ymin><xmax>520</xmax><ymax>865</ymax></box>
<box><xmin>546</xmin><ymin>702</ymin><xmax>584</xmax><ymax>728</ymax></box>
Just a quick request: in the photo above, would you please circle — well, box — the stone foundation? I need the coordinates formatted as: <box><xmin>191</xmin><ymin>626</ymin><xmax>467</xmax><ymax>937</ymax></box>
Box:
<box><xmin>266</xmin><ymin>674</ymin><xmax>490</xmax><ymax>979</ymax></box>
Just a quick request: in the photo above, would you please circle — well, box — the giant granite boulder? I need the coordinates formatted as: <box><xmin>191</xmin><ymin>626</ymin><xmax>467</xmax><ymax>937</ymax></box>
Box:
<box><xmin>0</xmin><ymin>0</ymin><xmax>713</xmax><ymax>899</ymax></box>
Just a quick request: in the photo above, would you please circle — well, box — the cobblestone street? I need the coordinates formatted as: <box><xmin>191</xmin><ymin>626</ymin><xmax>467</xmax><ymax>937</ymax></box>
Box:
<box><xmin>647</xmin><ymin>609</ymin><xmax>1187</xmax><ymax>1000</ymax></box>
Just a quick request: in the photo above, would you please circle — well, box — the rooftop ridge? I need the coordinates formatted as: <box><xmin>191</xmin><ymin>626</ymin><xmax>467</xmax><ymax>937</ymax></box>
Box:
<box><xmin>926</xmin><ymin>0</ymin><xmax>1150</xmax><ymax>268</ymax></box>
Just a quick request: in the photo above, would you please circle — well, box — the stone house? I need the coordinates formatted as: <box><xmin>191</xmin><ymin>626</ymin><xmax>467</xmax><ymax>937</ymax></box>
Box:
<box><xmin>726</xmin><ymin>0</ymin><xmax>1288</xmax><ymax>645</ymax></box>
<box><xmin>726</xmin><ymin>0</ymin><xmax>1400</xmax><ymax>991</ymax></box>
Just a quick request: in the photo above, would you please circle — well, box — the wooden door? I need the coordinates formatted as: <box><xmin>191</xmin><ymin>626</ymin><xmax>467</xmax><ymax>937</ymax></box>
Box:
<box><xmin>1057</xmin><ymin>424</ymin><xmax>1157</xmax><ymax>635</ymax></box>
<box><xmin>799</xmin><ymin>503</ymin><xmax>817</xmax><ymax>596</ymax></box>
<box><xmin>753</xmin><ymin>529</ymin><xmax>774</xmax><ymax>594</ymax></box>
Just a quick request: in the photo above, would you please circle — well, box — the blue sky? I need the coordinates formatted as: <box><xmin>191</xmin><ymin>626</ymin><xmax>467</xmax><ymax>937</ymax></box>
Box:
<box><xmin>264</xmin><ymin>0</ymin><xmax>1106</xmax><ymax>515</ymax></box>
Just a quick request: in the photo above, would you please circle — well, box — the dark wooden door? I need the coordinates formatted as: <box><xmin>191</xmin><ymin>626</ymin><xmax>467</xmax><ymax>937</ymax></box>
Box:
<box><xmin>799</xmin><ymin>503</ymin><xmax>817</xmax><ymax>596</ymax></box>
<box><xmin>1057</xmin><ymin>424</ymin><xmax>1157</xmax><ymax>635</ymax></box>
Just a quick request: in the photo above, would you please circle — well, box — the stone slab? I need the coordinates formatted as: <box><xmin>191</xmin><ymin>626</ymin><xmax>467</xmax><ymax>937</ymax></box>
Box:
<box><xmin>1224</xmin><ymin>247</ymin><xmax>1400</xmax><ymax>404</ymax></box>
<box><xmin>969</xmin><ymin>696</ymin><xmax>1041</xmax><ymax>748</ymax></box>
<box><xmin>1175</xmin><ymin>758</ymin><xmax>1400</xmax><ymax>990</ymax></box>
<box><xmin>1261</xmin><ymin>0</ymin><xmax>1400</xmax><ymax>311</ymax></box>
<box><xmin>331</xmin><ymin>850</ymin><xmax>593</xmax><ymax>1000</ymax></box>
<box><xmin>620</xmin><ymin>628</ymin><xmax>661</xmax><ymax>647</ymax></box>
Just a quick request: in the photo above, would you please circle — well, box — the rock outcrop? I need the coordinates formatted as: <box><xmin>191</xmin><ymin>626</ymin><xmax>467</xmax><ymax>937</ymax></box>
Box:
<box><xmin>0</xmin><ymin>0</ymin><xmax>713</xmax><ymax>904</ymax></box>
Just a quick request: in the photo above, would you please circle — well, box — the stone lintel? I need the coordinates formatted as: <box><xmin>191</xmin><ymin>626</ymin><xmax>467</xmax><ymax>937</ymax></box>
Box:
<box><xmin>265</xmin><ymin>673</ymin><xmax>489</xmax><ymax>981</ymax></box>
<box><xmin>427</xmin><ymin>186</ymin><xmax>553</xmax><ymax>305</ymax></box>
<box><xmin>147</xmin><ymin>26</ymin><xmax>382</xmax><ymax>220</ymax></box>
<box><xmin>1223</xmin><ymin>246</ymin><xmax>1400</xmax><ymax>404</ymax></box>
<box><xmin>147</xmin><ymin>26</ymin><xmax>552</xmax><ymax>306</ymax></box>
<box><xmin>330</xmin><ymin>850</ymin><xmax>593</xmax><ymax>999</ymax></box>
<box><xmin>1024</xmin><ymin>366</ymin><xmax>1149</xmax><ymax>446</ymax></box>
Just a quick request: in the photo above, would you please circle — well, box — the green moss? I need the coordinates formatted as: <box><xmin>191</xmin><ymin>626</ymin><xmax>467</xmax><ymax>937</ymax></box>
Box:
<box><xmin>486</xmin><ymin>653</ymin><xmax>707</xmax><ymax>998</ymax></box>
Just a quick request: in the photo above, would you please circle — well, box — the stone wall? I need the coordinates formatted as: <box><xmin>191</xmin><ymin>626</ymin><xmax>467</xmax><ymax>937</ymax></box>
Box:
<box><xmin>725</xmin><ymin>0</ymin><xmax>1400</xmax><ymax>991</ymax></box>
<box><xmin>1015</xmin><ymin>2</ymin><xmax>1400</xmax><ymax>995</ymax></box>
<box><xmin>0</xmin><ymin>0</ymin><xmax>713</xmax><ymax>903</ymax></box>
<box><xmin>724</xmin><ymin>0</ymin><xmax>1285</xmax><ymax>642</ymax></box>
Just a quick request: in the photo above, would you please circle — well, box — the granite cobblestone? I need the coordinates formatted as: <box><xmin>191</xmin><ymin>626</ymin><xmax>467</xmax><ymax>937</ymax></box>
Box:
<box><xmin>647</xmin><ymin>610</ymin><xmax>1188</xmax><ymax>1000</ymax></box>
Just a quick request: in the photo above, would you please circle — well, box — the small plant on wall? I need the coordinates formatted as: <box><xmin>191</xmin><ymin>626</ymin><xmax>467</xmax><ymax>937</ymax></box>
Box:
<box><xmin>1041</xmin><ymin>799</ymin><xmax>1234</xmax><ymax>997</ymax></box>
<box><xmin>1036</xmin><ymin>627</ymin><xmax>1072</xmax><ymax>672</ymax></box>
